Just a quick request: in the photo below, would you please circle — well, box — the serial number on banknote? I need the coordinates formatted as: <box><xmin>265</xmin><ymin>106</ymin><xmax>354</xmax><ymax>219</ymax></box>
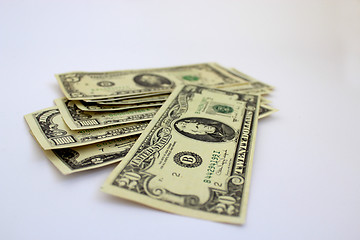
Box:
<box><xmin>203</xmin><ymin>150</ymin><xmax>221</xmax><ymax>184</ymax></box>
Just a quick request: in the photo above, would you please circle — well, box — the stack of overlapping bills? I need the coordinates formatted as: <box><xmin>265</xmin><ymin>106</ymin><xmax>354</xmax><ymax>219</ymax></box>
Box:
<box><xmin>25</xmin><ymin>63</ymin><xmax>276</xmax><ymax>224</ymax></box>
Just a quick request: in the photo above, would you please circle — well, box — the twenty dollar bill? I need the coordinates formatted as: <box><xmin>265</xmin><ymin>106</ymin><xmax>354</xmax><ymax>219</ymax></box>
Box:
<box><xmin>102</xmin><ymin>85</ymin><xmax>260</xmax><ymax>224</ymax></box>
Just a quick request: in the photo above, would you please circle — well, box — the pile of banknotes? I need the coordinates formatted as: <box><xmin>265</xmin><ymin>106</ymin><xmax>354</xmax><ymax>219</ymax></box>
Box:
<box><xmin>25</xmin><ymin>63</ymin><xmax>276</xmax><ymax>224</ymax></box>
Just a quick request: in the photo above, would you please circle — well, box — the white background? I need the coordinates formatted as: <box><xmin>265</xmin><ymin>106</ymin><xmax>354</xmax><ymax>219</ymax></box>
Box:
<box><xmin>1</xmin><ymin>0</ymin><xmax>360</xmax><ymax>239</ymax></box>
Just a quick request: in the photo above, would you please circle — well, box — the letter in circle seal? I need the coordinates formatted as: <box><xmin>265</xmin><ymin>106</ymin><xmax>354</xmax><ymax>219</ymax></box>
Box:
<box><xmin>173</xmin><ymin>152</ymin><xmax>202</xmax><ymax>168</ymax></box>
<box><xmin>97</xmin><ymin>81</ymin><xmax>115</xmax><ymax>87</ymax></box>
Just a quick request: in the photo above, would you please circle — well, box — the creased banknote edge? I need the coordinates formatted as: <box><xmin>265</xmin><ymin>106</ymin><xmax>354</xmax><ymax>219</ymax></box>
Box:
<box><xmin>25</xmin><ymin>106</ymin><xmax>149</xmax><ymax>150</ymax></box>
<box><xmin>228</xmin><ymin>68</ymin><xmax>275</xmax><ymax>91</ymax></box>
<box><xmin>43</xmin><ymin>149</ymin><xmax>127</xmax><ymax>175</ymax></box>
<box><xmin>84</xmin><ymin>92</ymin><xmax>171</xmax><ymax>102</ymax></box>
<box><xmin>260</xmin><ymin>97</ymin><xmax>272</xmax><ymax>104</ymax></box>
<box><xmin>29</xmin><ymin>129</ymin><xmax>139</xmax><ymax>175</ymax></box>
<box><xmin>24</xmin><ymin>107</ymin><xmax>57</xmax><ymax>150</ymax></box>
<box><xmin>54</xmin><ymin>98</ymin><xmax>80</xmax><ymax>130</ymax></box>
<box><xmin>54</xmin><ymin>97</ymin><xmax>158</xmax><ymax>130</ymax></box>
<box><xmin>55</xmin><ymin>74</ymin><xmax>73</xmax><ymax>100</ymax></box>
<box><xmin>74</xmin><ymin>100</ymin><xmax>163</xmax><ymax>112</ymax></box>
<box><xmin>76</xmin><ymin>89</ymin><xmax>172</xmax><ymax>101</ymax></box>
<box><xmin>258</xmin><ymin>105</ymin><xmax>279</xmax><ymax>119</ymax></box>
<box><xmin>103</xmin><ymin>96</ymin><xmax>168</xmax><ymax>104</ymax></box>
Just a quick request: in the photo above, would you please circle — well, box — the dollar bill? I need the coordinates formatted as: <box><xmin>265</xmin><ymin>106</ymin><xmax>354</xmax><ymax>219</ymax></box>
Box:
<box><xmin>54</xmin><ymin>98</ymin><xmax>159</xmax><ymax>130</ymax></box>
<box><xmin>79</xmin><ymin>96</ymin><xmax>274</xmax><ymax>119</ymax></box>
<box><xmin>228</xmin><ymin>68</ymin><xmax>274</xmax><ymax>95</ymax></box>
<box><xmin>83</xmin><ymin>92</ymin><xmax>169</xmax><ymax>103</ymax></box>
<box><xmin>260</xmin><ymin>97</ymin><xmax>272</xmax><ymax>104</ymax></box>
<box><xmin>229</xmin><ymin>68</ymin><xmax>274</xmax><ymax>89</ymax></box>
<box><xmin>44</xmin><ymin>136</ymin><xmax>138</xmax><ymax>175</ymax></box>
<box><xmin>24</xmin><ymin>107</ymin><xmax>148</xmax><ymax>150</ymax></box>
<box><xmin>211</xmin><ymin>65</ymin><xmax>274</xmax><ymax>95</ymax></box>
<box><xmin>102</xmin><ymin>85</ymin><xmax>260</xmax><ymax>224</ymax></box>
<box><xmin>74</xmin><ymin>100</ymin><xmax>164</xmax><ymax>112</ymax></box>
<box><xmin>56</xmin><ymin>63</ymin><xmax>249</xmax><ymax>100</ymax></box>
<box><xmin>258</xmin><ymin>104</ymin><xmax>278</xmax><ymax>119</ymax></box>
<box><xmin>83</xmin><ymin>96</ymin><xmax>273</xmax><ymax>119</ymax></box>
<box><xmin>95</xmin><ymin>94</ymin><xmax>170</xmax><ymax>105</ymax></box>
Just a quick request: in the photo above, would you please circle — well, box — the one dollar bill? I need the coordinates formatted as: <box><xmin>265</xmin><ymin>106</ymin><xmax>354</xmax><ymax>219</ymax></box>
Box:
<box><xmin>24</xmin><ymin>107</ymin><xmax>148</xmax><ymax>150</ymax></box>
<box><xmin>56</xmin><ymin>63</ymin><xmax>249</xmax><ymax>100</ymax></box>
<box><xmin>44</xmin><ymin>136</ymin><xmax>138</xmax><ymax>175</ymax></box>
<box><xmin>93</xmin><ymin>93</ymin><xmax>170</xmax><ymax>104</ymax></box>
<box><xmin>102</xmin><ymin>85</ymin><xmax>260</xmax><ymax>224</ymax></box>
<box><xmin>54</xmin><ymin>98</ymin><xmax>159</xmax><ymax>130</ymax></box>
<box><xmin>258</xmin><ymin>104</ymin><xmax>278</xmax><ymax>119</ymax></box>
<box><xmin>74</xmin><ymin>100</ymin><xmax>164</xmax><ymax>112</ymax></box>
<box><xmin>83</xmin><ymin>92</ymin><xmax>169</xmax><ymax>103</ymax></box>
<box><xmin>222</xmin><ymin>67</ymin><xmax>274</xmax><ymax>95</ymax></box>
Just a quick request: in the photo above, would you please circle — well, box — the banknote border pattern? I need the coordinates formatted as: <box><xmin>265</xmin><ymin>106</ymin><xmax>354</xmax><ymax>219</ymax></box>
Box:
<box><xmin>110</xmin><ymin>85</ymin><xmax>259</xmax><ymax>218</ymax></box>
<box><xmin>35</xmin><ymin>109</ymin><xmax>76</xmax><ymax>147</ymax></box>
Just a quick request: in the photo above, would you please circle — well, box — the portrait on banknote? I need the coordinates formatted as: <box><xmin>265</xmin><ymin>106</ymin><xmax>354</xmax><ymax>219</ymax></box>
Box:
<box><xmin>133</xmin><ymin>74</ymin><xmax>173</xmax><ymax>88</ymax></box>
<box><xmin>173</xmin><ymin>117</ymin><xmax>236</xmax><ymax>142</ymax></box>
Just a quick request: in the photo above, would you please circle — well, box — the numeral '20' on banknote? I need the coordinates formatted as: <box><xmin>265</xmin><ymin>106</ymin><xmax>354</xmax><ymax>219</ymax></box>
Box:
<box><xmin>102</xmin><ymin>85</ymin><xmax>260</xmax><ymax>224</ymax></box>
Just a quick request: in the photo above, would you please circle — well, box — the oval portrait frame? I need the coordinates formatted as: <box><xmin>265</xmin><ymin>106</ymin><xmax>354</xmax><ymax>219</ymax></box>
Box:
<box><xmin>133</xmin><ymin>74</ymin><xmax>173</xmax><ymax>88</ymax></box>
<box><xmin>173</xmin><ymin>117</ymin><xmax>236</xmax><ymax>143</ymax></box>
